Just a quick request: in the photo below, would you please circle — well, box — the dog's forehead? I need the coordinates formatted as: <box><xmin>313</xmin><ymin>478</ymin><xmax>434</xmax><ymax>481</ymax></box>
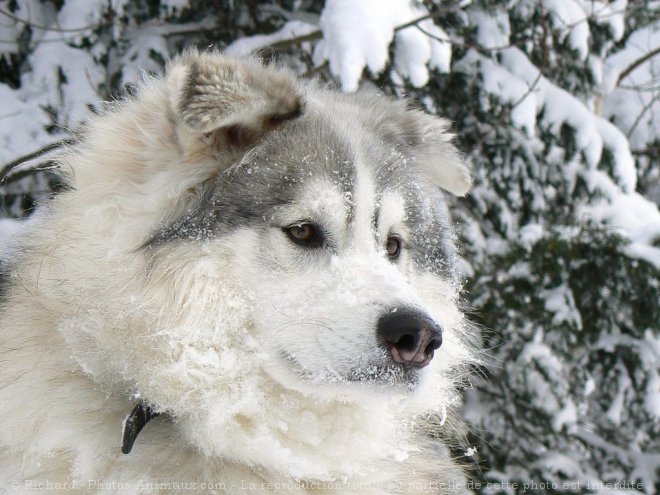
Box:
<box><xmin>246</xmin><ymin>98</ymin><xmax>422</xmax><ymax>206</ymax></box>
<box><xmin>243</xmin><ymin>110</ymin><xmax>357</xmax><ymax>199</ymax></box>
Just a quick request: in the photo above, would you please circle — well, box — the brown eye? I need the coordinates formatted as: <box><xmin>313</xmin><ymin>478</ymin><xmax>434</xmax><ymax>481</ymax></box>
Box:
<box><xmin>284</xmin><ymin>223</ymin><xmax>324</xmax><ymax>247</ymax></box>
<box><xmin>386</xmin><ymin>236</ymin><xmax>402</xmax><ymax>259</ymax></box>
<box><xmin>289</xmin><ymin>224</ymin><xmax>315</xmax><ymax>241</ymax></box>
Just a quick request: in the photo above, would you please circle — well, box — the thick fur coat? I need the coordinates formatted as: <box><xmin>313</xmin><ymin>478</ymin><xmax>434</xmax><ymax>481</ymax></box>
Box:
<box><xmin>0</xmin><ymin>51</ymin><xmax>476</xmax><ymax>494</ymax></box>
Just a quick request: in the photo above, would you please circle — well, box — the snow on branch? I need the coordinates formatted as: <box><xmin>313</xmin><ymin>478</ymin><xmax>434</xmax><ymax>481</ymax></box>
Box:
<box><xmin>227</xmin><ymin>0</ymin><xmax>458</xmax><ymax>91</ymax></box>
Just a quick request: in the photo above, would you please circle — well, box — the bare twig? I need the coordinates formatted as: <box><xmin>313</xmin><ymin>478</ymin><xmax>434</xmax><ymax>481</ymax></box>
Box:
<box><xmin>618</xmin><ymin>82</ymin><xmax>660</xmax><ymax>92</ymax></box>
<box><xmin>393</xmin><ymin>7</ymin><xmax>458</xmax><ymax>32</ymax></box>
<box><xmin>412</xmin><ymin>24</ymin><xmax>450</xmax><ymax>44</ymax></box>
<box><xmin>617</xmin><ymin>47</ymin><xmax>660</xmax><ymax>86</ymax></box>
<box><xmin>0</xmin><ymin>139</ymin><xmax>73</xmax><ymax>184</ymax></box>
<box><xmin>625</xmin><ymin>92</ymin><xmax>660</xmax><ymax>139</ymax></box>
<box><xmin>302</xmin><ymin>61</ymin><xmax>329</xmax><ymax>78</ymax></box>
<box><xmin>0</xmin><ymin>7</ymin><xmax>108</xmax><ymax>33</ymax></box>
<box><xmin>511</xmin><ymin>70</ymin><xmax>543</xmax><ymax>110</ymax></box>
<box><xmin>561</xmin><ymin>5</ymin><xmax>624</xmax><ymax>29</ymax></box>
<box><xmin>264</xmin><ymin>30</ymin><xmax>322</xmax><ymax>52</ymax></box>
<box><xmin>631</xmin><ymin>146</ymin><xmax>660</xmax><ymax>156</ymax></box>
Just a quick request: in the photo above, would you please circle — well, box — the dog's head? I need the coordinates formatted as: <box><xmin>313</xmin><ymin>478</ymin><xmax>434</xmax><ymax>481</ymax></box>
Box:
<box><xmin>51</xmin><ymin>50</ymin><xmax>474</xmax><ymax>472</ymax></box>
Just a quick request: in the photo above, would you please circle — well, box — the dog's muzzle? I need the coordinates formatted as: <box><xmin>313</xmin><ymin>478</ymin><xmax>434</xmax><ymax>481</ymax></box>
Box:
<box><xmin>377</xmin><ymin>308</ymin><xmax>442</xmax><ymax>368</ymax></box>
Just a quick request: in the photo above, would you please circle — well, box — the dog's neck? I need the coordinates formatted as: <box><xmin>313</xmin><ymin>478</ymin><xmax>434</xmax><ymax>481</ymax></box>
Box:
<box><xmin>172</xmin><ymin>375</ymin><xmax>425</xmax><ymax>482</ymax></box>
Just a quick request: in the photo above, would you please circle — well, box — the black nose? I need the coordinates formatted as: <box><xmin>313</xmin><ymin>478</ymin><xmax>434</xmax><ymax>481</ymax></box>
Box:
<box><xmin>377</xmin><ymin>308</ymin><xmax>442</xmax><ymax>368</ymax></box>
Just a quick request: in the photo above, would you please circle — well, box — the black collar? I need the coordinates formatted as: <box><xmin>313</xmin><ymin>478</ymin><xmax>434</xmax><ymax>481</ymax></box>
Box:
<box><xmin>121</xmin><ymin>402</ymin><xmax>159</xmax><ymax>454</ymax></box>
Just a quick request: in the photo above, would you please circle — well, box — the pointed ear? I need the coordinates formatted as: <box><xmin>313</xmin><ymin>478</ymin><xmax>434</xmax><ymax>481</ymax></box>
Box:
<box><xmin>380</xmin><ymin>106</ymin><xmax>472</xmax><ymax>196</ymax></box>
<box><xmin>166</xmin><ymin>50</ymin><xmax>304</xmax><ymax>156</ymax></box>
<box><xmin>411</xmin><ymin>113</ymin><xmax>472</xmax><ymax>196</ymax></box>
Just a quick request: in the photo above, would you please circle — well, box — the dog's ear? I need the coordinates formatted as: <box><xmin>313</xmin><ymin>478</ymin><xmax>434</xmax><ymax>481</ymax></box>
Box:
<box><xmin>382</xmin><ymin>106</ymin><xmax>472</xmax><ymax>196</ymax></box>
<box><xmin>412</xmin><ymin>113</ymin><xmax>472</xmax><ymax>196</ymax></box>
<box><xmin>167</xmin><ymin>50</ymin><xmax>304</xmax><ymax>157</ymax></box>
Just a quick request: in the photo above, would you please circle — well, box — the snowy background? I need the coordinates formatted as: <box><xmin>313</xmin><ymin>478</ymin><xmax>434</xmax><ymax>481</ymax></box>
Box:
<box><xmin>1</xmin><ymin>0</ymin><xmax>659</xmax><ymax>493</ymax></box>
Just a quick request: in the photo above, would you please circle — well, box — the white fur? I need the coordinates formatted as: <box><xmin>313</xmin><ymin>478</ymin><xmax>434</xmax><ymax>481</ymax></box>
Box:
<box><xmin>0</xmin><ymin>51</ymin><xmax>476</xmax><ymax>494</ymax></box>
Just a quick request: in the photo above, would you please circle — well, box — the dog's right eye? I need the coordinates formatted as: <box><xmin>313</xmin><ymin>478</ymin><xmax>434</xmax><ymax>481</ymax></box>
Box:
<box><xmin>284</xmin><ymin>223</ymin><xmax>324</xmax><ymax>248</ymax></box>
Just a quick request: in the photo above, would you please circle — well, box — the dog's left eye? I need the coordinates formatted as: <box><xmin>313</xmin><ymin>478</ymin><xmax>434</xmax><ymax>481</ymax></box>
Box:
<box><xmin>284</xmin><ymin>223</ymin><xmax>324</xmax><ymax>247</ymax></box>
<box><xmin>386</xmin><ymin>236</ymin><xmax>402</xmax><ymax>259</ymax></box>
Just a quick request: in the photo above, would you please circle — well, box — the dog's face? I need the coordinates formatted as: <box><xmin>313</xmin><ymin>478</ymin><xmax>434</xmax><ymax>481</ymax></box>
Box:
<box><xmin>126</xmin><ymin>54</ymin><xmax>473</xmax><ymax>400</ymax></box>
<box><xmin>50</xmin><ymin>52</ymin><xmax>473</xmax><ymax>469</ymax></box>
<box><xmin>156</xmin><ymin>114</ymin><xmax>465</xmax><ymax>395</ymax></box>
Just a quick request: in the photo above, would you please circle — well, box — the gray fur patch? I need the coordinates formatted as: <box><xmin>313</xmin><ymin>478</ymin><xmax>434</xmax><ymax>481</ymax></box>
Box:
<box><xmin>406</xmin><ymin>191</ymin><xmax>457</xmax><ymax>279</ymax></box>
<box><xmin>369</xmin><ymin>133</ymin><xmax>457</xmax><ymax>277</ymax></box>
<box><xmin>143</xmin><ymin>111</ymin><xmax>356</xmax><ymax>248</ymax></box>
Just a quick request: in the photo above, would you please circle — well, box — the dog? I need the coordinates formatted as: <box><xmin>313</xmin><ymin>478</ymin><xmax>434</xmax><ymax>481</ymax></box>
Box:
<box><xmin>0</xmin><ymin>50</ymin><xmax>476</xmax><ymax>494</ymax></box>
